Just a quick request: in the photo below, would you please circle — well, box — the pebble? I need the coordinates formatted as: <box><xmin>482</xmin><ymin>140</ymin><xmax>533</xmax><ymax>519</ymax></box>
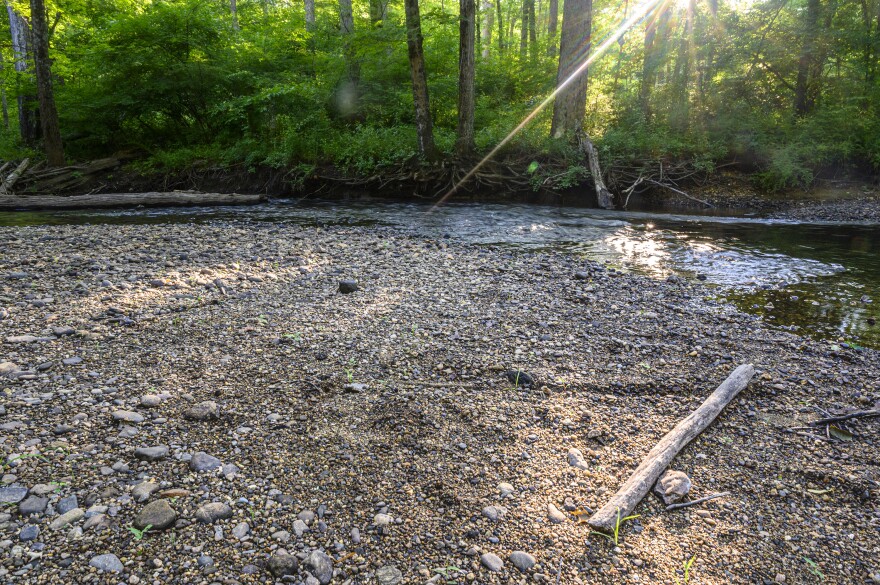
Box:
<box><xmin>304</xmin><ymin>550</ymin><xmax>334</xmax><ymax>584</ymax></box>
<box><xmin>547</xmin><ymin>503</ymin><xmax>567</xmax><ymax>524</ymax></box>
<box><xmin>509</xmin><ymin>551</ymin><xmax>536</xmax><ymax>572</ymax></box>
<box><xmin>567</xmin><ymin>448</ymin><xmax>589</xmax><ymax>470</ymax></box>
<box><xmin>195</xmin><ymin>502</ymin><xmax>233</xmax><ymax>523</ymax></box>
<box><xmin>111</xmin><ymin>410</ymin><xmax>145</xmax><ymax>424</ymax></box>
<box><xmin>18</xmin><ymin>525</ymin><xmax>39</xmax><ymax>542</ymax></box>
<box><xmin>480</xmin><ymin>552</ymin><xmax>504</xmax><ymax>572</ymax></box>
<box><xmin>293</xmin><ymin>518</ymin><xmax>309</xmax><ymax>537</ymax></box>
<box><xmin>134</xmin><ymin>446</ymin><xmax>169</xmax><ymax>461</ymax></box>
<box><xmin>134</xmin><ymin>500</ymin><xmax>177</xmax><ymax>530</ymax></box>
<box><xmin>654</xmin><ymin>469</ymin><xmax>692</xmax><ymax>505</ymax></box>
<box><xmin>376</xmin><ymin>564</ymin><xmax>403</xmax><ymax>585</ymax></box>
<box><xmin>482</xmin><ymin>505</ymin><xmax>507</xmax><ymax>522</ymax></box>
<box><xmin>184</xmin><ymin>401</ymin><xmax>219</xmax><ymax>421</ymax></box>
<box><xmin>506</xmin><ymin>369</ymin><xmax>535</xmax><ymax>387</ymax></box>
<box><xmin>338</xmin><ymin>279</ymin><xmax>359</xmax><ymax>294</ymax></box>
<box><xmin>57</xmin><ymin>495</ymin><xmax>78</xmax><ymax>514</ymax></box>
<box><xmin>132</xmin><ymin>482</ymin><xmax>159</xmax><ymax>502</ymax></box>
<box><xmin>189</xmin><ymin>452</ymin><xmax>222</xmax><ymax>472</ymax></box>
<box><xmin>232</xmin><ymin>521</ymin><xmax>250</xmax><ymax>539</ymax></box>
<box><xmin>0</xmin><ymin>486</ymin><xmax>28</xmax><ymax>504</ymax></box>
<box><xmin>89</xmin><ymin>553</ymin><xmax>124</xmax><ymax>573</ymax></box>
<box><xmin>18</xmin><ymin>496</ymin><xmax>48</xmax><ymax>516</ymax></box>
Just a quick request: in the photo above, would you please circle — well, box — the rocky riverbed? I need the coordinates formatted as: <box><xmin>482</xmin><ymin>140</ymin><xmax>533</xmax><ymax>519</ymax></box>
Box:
<box><xmin>0</xmin><ymin>220</ymin><xmax>878</xmax><ymax>585</ymax></box>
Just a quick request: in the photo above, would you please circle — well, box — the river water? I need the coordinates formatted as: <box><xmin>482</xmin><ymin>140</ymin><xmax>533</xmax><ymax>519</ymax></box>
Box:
<box><xmin>1</xmin><ymin>199</ymin><xmax>878</xmax><ymax>349</ymax></box>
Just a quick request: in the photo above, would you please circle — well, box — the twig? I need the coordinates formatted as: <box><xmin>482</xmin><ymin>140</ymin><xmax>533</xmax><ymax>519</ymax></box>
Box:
<box><xmin>812</xmin><ymin>410</ymin><xmax>879</xmax><ymax>426</ymax></box>
<box><xmin>665</xmin><ymin>492</ymin><xmax>730</xmax><ymax>511</ymax></box>
<box><xmin>644</xmin><ymin>179</ymin><xmax>715</xmax><ymax>208</ymax></box>
<box><xmin>556</xmin><ymin>556</ymin><xmax>563</xmax><ymax>585</ymax></box>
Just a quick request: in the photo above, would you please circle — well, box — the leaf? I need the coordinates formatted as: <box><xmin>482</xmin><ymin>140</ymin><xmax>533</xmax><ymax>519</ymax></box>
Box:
<box><xmin>572</xmin><ymin>508</ymin><xmax>591</xmax><ymax>524</ymax></box>
<box><xmin>526</xmin><ymin>161</ymin><xmax>539</xmax><ymax>174</ymax></box>
<box><xmin>827</xmin><ymin>425</ymin><xmax>853</xmax><ymax>441</ymax></box>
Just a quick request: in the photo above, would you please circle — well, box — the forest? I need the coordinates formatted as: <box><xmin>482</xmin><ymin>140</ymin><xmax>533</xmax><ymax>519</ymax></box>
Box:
<box><xmin>0</xmin><ymin>0</ymin><xmax>879</xmax><ymax>196</ymax></box>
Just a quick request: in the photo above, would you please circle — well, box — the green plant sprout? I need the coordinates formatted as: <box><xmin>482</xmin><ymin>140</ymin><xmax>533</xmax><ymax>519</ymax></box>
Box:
<box><xmin>128</xmin><ymin>524</ymin><xmax>152</xmax><ymax>541</ymax></box>
<box><xmin>433</xmin><ymin>565</ymin><xmax>463</xmax><ymax>584</ymax></box>
<box><xmin>803</xmin><ymin>556</ymin><xmax>825</xmax><ymax>581</ymax></box>
<box><xmin>674</xmin><ymin>554</ymin><xmax>697</xmax><ymax>584</ymax></box>
<box><xmin>590</xmin><ymin>507</ymin><xmax>640</xmax><ymax>546</ymax></box>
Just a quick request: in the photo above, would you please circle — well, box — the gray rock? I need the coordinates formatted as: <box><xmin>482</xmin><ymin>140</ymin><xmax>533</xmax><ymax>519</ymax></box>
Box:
<box><xmin>480</xmin><ymin>552</ymin><xmax>504</xmax><ymax>572</ymax></box>
<box><xmin>111</xmin><ymin>410</ymin><xmax>144</xmax><ymax>424</ymax></box>
<box><xmin>304</xmin><ymin>550</ymin><xmax>334</xmax><ymax>584</ymax></box>
<box><xmin>19</xmin><ymin>525</ymin><xmax>39</xmax><ymax>542</ymax></box>
<box><xmin>297</xmin><ymin>510</ymin><xmax>316</xmax><ymax>525</ymax></box>
<box><xmin>567</xmin><ymin>448</ymin><xmax>589</xmax><ymax>470</ymax></box>
<box><xmin>189</xmin><ymin>452</ymin><xmax>221</xmax><ymax>472</ymax></box>
<box><xmin>89</xmin><ymin>553</ymin><xmax>124</xmax><ymax>573</ymax></box>
<box><xmin>547</xmin><ymin>503</ymin><xmax>568</xmax><ymax>524</ymax></box>
<box><xmin>232</xmin><ymin>521</ymin><xmax>250</xmax><ymax>539</ymax></box>
<box><xmin>198</xmin><ymin>554</ymin><xmax>214</xmax><ymax>567</ymax></box>
<box><xmin>50</xmin><ymin>508</ymin><xmax>84</xmax><ymax>530</ymax></box>
<box><xmin>184</xmin><ymin>401</ymin><xmax>219</xmax><ymax>421</ymax></box>
<box><xmin>134</xmin><ymin>499</ymin><xmax>177</xmax><ymax>530</ymax></box>
<box><xmin>0</xmin><ymin>486</ymin><xmax>28</xmax><ymax>504</ymax></box>
<box><xmin>482</xmin><ymin>505</ymin><xmax>507</xmax><ymax>522</ymax></box>
<box><xmin>62</xmin><ymin>356</ymin><xmax>83</xmax><ymax>365</ymax></box>
<box><xmin>498</xmin><ymin>482</ymin><xmax>515</xmax><ymax>497</ymax></box>
<box><xmin>19</xmin><ymin>496</ymin><xmax>48</xmax><ymax>515</ymax></box>
<box><xmin>0</xmin><ymin>362</ymin><xmax>20</xmax><ymax>377</ymax></box>
<box><xmin>132</xmin><ymin>482</ymin><xmax>159</xmax><ymax>503</ymax></box>
<box><xmin>373</xmin><ymin>513</ymin><xmax>393</xmax><ymax>526</ymax></box>
<box><xmin>139</xmin><ymin>395</ymin><xmax>164</xmax><ymax>408</ymax></box>
<box><xmin>134</xmin><ymin>446</ymin><xmax>169</xmax><ymax>461</ymax></box>
<box><xmin>338</xmin><ymin>279</ymin><xmax>359</xmax><ymax>294</ymax></box>
<box><xmin>654</xmin><ymin>470</ymin><xmax>692</xmax><ymax>505</ymax></box>
<box><xmin>195</xmin><ymin>502</ymin><xmax>233</xmax><ymax>523</ymax></box>
<box><xmin>509</xmin><ymin>551</ymin><xmax>536</xmax><ymax>572</ymax></box>
<box><xmin>292</xmin><ymin>518</ymin><xmax>309</xmax><ymax>537</ymax></box>
<box><xmin>52</xmin><ymin>326</ymin><xmax>76</xmax><ymax>337</ymax></box>
<box><xmin>57</xmin><ymin>495</ymin><xmax>78</xmax><ymax>514</ymax></box>
<box><xmin>377</xmin><ymin>565</ymin><xmax>403</xmax><ymax>585</ymax></box>
<box><xmin>268</xmin><ymin>553</ymin><xmax>299</xmax><ymax>577</ymax></box>
<box><xmin>351</xmin><ymin>527</ymin><xmax>361</xmax><ymax>544</ymax></box>
<box><xmin>83</xmin><ymin>514</ymin><xmax>112</xmax><ymax>532</ymax></box>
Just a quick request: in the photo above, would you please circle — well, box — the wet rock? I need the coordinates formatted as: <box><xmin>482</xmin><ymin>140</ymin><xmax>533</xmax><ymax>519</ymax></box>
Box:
<box><xmin>480</xmin><ymin>552</ymin><xmax>504</xmax><ymax>572</ymax></box>
<box><xmin>305</xmin><ymin>550</ymin><xmax>334</xmax><ymax>584</ymax></box>
<box><xmin>567</xmin><ymin>448</ymin><xmax>589</xmax><ymax>470</ymax></box>
<box><xmin>509</xmin><ymin>551</ymin><xmax>536</xmax><ymax>572</ymax></box>
<box><xmin>134</xmin><ymin>446</ymin><xmax>169</xmax><ymax>461</ymax></box>
<box><xmin>654</xmin><ymin>470</ymin><xmax>692</xmax><ymax>505</ymax></box>
<box><xmin>89</xmin><ymin>553</ymin><xmax>124</xmax><ymax>573</ymax></box>
<box><xmin>189</xmin><ymin>452</ymin><xmax>222</xmax><ymax>472</ymax></box>
<box><xmin>134</xmin><ymin>499</ymin><xmax>177</xmax><ymax>530</ymax></box>
<box><xmin>195</xmin><ymin>502</ymin><xmax>233</xmax><ymax>523</ymax></box>
<box><xmin>184</xmin><ymin>401</ymin><xmax>219</xmax><ymax>421</ymax></box>
<box><xmin>268</xmin><ymin>553</ymin><xmax>299</xmax><ymax>577</ymax></box>
<box><xmin>338</xmin><ymin>279</ymin><xmax>359</xmax><ymax>294</ymax></box>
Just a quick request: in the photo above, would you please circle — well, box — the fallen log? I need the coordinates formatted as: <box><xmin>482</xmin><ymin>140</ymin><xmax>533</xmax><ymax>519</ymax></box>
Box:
<box><xmin>0</xmin><ymin>158</ymin><xmax>30</xmax><ymax>194</ymax></box>
<box><xmin>577</xmin><ymin>130</ymin><xmax>614</xmax><ymax>209</ymax></box>
<box><xmin>0</xmin><ymin>191</ymin><xmax>266</xmax><ymax>210</ymax></box>
<box><xmin>587</xmin><ymin>363</ymin><xmax>755</xmax><ymax>532</ymax></box>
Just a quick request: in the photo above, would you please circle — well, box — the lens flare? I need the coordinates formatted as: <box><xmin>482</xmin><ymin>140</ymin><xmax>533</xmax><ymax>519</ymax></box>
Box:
<box><xmin>430</xmin><ymin>0</ymin><xmax>671</xmax><ymax>212</ymax></box>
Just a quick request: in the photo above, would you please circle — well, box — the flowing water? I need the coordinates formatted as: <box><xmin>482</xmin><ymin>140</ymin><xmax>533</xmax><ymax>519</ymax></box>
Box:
<box><xmin>1</xmin><ymin>199</ymin><xmax>878</xmax><ymax>349</ymax></box>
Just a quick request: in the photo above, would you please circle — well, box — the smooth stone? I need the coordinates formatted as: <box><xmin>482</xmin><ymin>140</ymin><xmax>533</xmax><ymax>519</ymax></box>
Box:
<box><xmin>18</xmin><ymin>525</ymin><xmax>39</xmax><ymax>542</ymax></box>
<box><xmin>189</xmin><ymin>452</ymin><xmax>222</xmax><ymax>472</ymax></box>
<box><xmin>19</xmin><ymin>496</ymin><xmax>48</xmax><ymax>515</ymax></box>
<box><xmin>134</xmin><ymin>446</ymin><xmax>169</xmax><ymax>461</ymax></box>
<box><xmin>57</xmin><ymin>495</ymin><xmax>78</xmax><ymax>514</ymax></box>
<box><xmin>50</xmin><ymin>508</ymin><xmax>84</xmax><ymax>530</ymax></box>
<box><xmin>482</xmin><ymin>505</ymin><xmax>507</xmax><ymax>522</ymax></box>
<box><xmin>498</xmin><ymin>482</ymin><xmax>515</xmax><ymax>496</ymax></box>
<box><xmin>132</xmin><ymin>482</ymin><xmax>159</xmax><ymax>503</ymax></box>
<box><xmin>509</xmin><ymin>551</ymin><xmax>536</xmax><ymax>572</ymax></box>
<box><xmin>506</xmin><ymin>369</ymin><xmax>535</xmax><ymax>387</ymax></box>
<box><xmin>376</xmin><ymin>565</ymin><xmax>403</xmax><ymax>585</ymax></box>
<box><xmin>373</xmin><ymin>513</ymin><xmax>393</xmax><ymax>527</ymax></box>
<box><xmin>547</xmin><ymin>503</ymin><xmax>568</xmax><ymax>524</ymax></box>
<box><xmin>134</xmin><ymin>499</ymin><xmax>177</xmax><ymax>530</ymax></box>
<box><xmin>0</xmin><ymin>486</ymin><xmax>28</xmax><ymax>504</ymax></box>
<box><xmin>292</xmin><ymin>519</ymin><xmax>309</xmax><ymax>537</ymax></box>
<box><xmin>62</xmin><ymin>356</ymin><xmax>83</xmax><ymax>365</ymax></box>
<box><xmin>89</xmin><ymin>553</ymin><xmax>124</xmax><ymax>573</ymax></box>
<box><xmin>184</xmin><ymin>401</ymin><xmax>219</xmax><ymax>421</ymax></box>
<box><xmin>52</xmin><ymin>326</ymin><xmax>75</xmax><ymax>336</ymax></box>
<box><xmin>112</xmin><ymin>410</ymin><xmax>144</xmax><ymax>424</ymax></box>
<box><xmin>567</xmin><ymin>448</ymin><xmax>589</xmax><ymax>470</ymax></box>
<box><xmin>0</xmin><ymin>362</ymin><xmax>20</xmax><ymax>377</ymax></box>
<box><xmin>338</xmin><ymin>279</ymin><xmax>359</xmax><ymax>294</ymax></box>
<box><xmin>268</xmin><ymin>553</ymin><xmax>299</xmax><ymax>577</ymax></box>
<box><xmin>480</xmin><ymin>552</ymin><xmax>504</xmax><ymax>572</ymax></box>
<box><xmin>304</xmin><ymin>550</ymin><xmax>333</xmax><ymax>585</ymax></box>
<box><xmin>232</xmin><ymin>521</ymin><xmax>250</xmax><ymax>539</ymax></box>
<box><xmin>198</xmin><ymin>554</ymin><xmax>214</xmax><ymax>567</ymax></box>
<box><xmin>195</xmin><ymin>502</ymin><xmax>233</xmax><ymax>523</ymax></box>
<box><xmin>139</xmin><ymin>395</ymin><xmax>163</xmax><ymax>408</ymax></box>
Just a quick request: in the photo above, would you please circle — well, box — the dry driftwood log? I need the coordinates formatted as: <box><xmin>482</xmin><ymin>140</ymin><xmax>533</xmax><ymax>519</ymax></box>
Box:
<box><xmin>0</xmin><ymin>158</ymin><xmax>30</xmax><ymax>194</ymax></box>
<box><xmin>577</xmin><ymin>130</ymin><xmax>614</xmax><ymax>209</ymax></box>
<box><xmin>587</xmin><ymin>363</ymin><xmax>755</xmax><ymax>532</ymax></box>
<box><xmin>0</xmin><ymin>191</ymin><xmax>266</xmax><ymax>210</ymax></box>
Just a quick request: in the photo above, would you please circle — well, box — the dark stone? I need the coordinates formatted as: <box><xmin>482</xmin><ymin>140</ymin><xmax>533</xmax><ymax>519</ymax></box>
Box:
<box><xmin>19</xmin><ymin>496</ymin><xmax>49</xmax><ymax>515</ymax></box>
<box><xmin>134</xmin><ymin>499</ymin><xmax>178</xmax><ymax>530</ymax></box>
<box><xmin>506</xmin><ymin>370</ymin><xmax>535</xmax><ymax>387</ymax></box>
<box><xmin>189</xmin><ymin>452</ymin><xmax>222</xmax><ymax>472</ymax></box>
<box><xmin>338</xmin><ymin>279</ymin><xmax>359</xmax><ymax>294</ymax></box>
<box><xmin>268</xmin><ymin>553</ymin><xmax>299</xmax><ymax>577</ymax></box>
<box><xmin>57</xmin><ymin>495</ymin><xmax>78</xmax><ymax>515</ymax></box>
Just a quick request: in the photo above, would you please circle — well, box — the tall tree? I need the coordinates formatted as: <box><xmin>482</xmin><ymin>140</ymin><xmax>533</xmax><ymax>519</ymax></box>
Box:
<box><xmin>230</xmin><ymin>0</ymin><xmax>240</xmax><ymax>30</ymax></box>
<box><xmin>495</xmin><ymin>0</ymin><xmax>505</xmax><ymax>53</ymax></box>
<box><xmin>527</xmin><ymin>0</ymin><xmax>537</xmax><ymax>60</ymax></box>
<box><xmin>370</xmin><ymin>0</ymin><xmax>389</xmax><ymax>23</ymax></box>
<box><xmin>29</xmin><ymin>0</ymin><xmax>64</xmax><ymax>166</ymax></box>
<box><xmin>639</xmin><ymin>7</ymin><xmax>671</xmax><ymax>122</ymax></box>
<box><xmin>794</xmin><ymin>0</ymin><xmax>821</xmax><ymax>115</ymax></box>
<box><xmin>457</xmin><ymin>0</ymin><xmax>476</xmax><ymax>155</ymax></box>
<box><xmin>305</xmin><ymin>0</ymin><xmax>316</xmax><ymax>30</ymax></box>
<box><xmin>6</xmin><ymin>4</ymin><xmax>37</xmax><ymax>145</ymax></box>
<box><xmin>547</xmin><ymin>0</ymin><xmax>558</xmax><ymax>56</ymax></box>
<box><xmin>551</xmin><ymin>0</ymin><xmax>592</xmax><ymax>137</ymax></box>
<box><xmin>404</xmin><ymin>0</ymin><xmax>438</xmax><ymax>158</ymax></box>
<box><xmin>520</xmin><ymin>0</ymin><xmax>529</xmax><ymax>57</ymax></box>
<box><xmin>335</xmin><ymin>0</ymin><xmax>360</xmax><ymax>115</ymax></box>
<box><xmin>481</xmin><ymin>0</ymin><xmax>493</xmax><ymax>57</ymax></box>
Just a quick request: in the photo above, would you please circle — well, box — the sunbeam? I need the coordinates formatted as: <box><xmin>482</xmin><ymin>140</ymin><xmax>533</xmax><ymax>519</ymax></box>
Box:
<box><xmin>430</xmin><ymin>0</ymin><xmax>672</xmax><ymax>211</ymax></box>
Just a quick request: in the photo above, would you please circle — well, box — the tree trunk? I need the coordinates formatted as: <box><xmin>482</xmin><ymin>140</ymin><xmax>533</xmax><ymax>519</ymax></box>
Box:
<box><xmin>527</xmin><ymin>0</ymin><xmax>537</xmax><ymax>60</ymax></box>
<box><xmin>305</xmin><ymin>0</ymin><xmax>316</xmax><ymax>30</ymax></box>
<box><xmin>29</xmin><ymin>0</ymin><xmax>64</xmax><ymax>167</ymax></box>
<box><xmin>230</xmin><ymin>0</ymin><xmax>240</xmax><ymax>30</ymax></box>
<box><xmin>457</xmin><ymin>0</ymin><xmax>477</xmax><ymax>156</ymax></box>
<box><xmin>794</xmin><ymin>0</ymin><xmax>820</xmax><ymax>116</ymax></box>
<box><xmin>370</xmin><ymin>0</ymin><xmax>388</xmax><ymax>23</ymax></box>
<box><xmin>6</xmin><ymin>4</ymin><xmax>38</xmax><ymax>145</ymax></box>
<box><xmin>335</xmin><ymin>0</ymin><xmax>360</xmax><ymax>115</ymax></box>
<box><xmin>639</xmin><ymin>7</ymin><xmax>670</xmax><ymax>123</ymax></box>
<box><xmin>404</xmin><ymin>0</ymin><xmax>438</xmax><ymax>159</ymax></box>
<box><xmin>481</xmin><ymin>0</ymin><xmax>493</xmax><ymax>58</ymax></box>
<box><xmin>551</xmin><ymin>0</ymin><xmax>592</xmax><ymax>138</ymax></box>
<box><xmin>495</xmin><ymin>0</ymin><xmax>504</xmax><ymax>53</ymax></box>
<box><xmin>520</xmin><ymin>0</ymin><xmax>528</xmax><ymax>58</ymax></box>
<box><xmin>547</xmin><ymin>0</ymin><xmax>558</xmax><ymax>56</ymax></box>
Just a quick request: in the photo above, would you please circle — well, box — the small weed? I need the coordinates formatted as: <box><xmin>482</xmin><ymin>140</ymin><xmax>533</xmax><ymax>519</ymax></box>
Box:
<box><xmin>674</xmin><ymin>554</ymin><xmax>697</xmax><ymax>584</ymax></box>
<box><xmin>128</xmin><ymin>524</ymin><xmax>153</xmax><ymax>541</ymax></box>
<box><xmin>590</xmin><ymin>507</ymin><xmax>640</xmax><ymax>546</ymax></box>
<box><xmin>803</xmin><ymin>556</ymin><xmax>825</xmax><ymax>581</ymax></box>
<box><xmin>433</xmin><ymin>565</ymin><xmax>463</xmax><ymax>584</ymax></box>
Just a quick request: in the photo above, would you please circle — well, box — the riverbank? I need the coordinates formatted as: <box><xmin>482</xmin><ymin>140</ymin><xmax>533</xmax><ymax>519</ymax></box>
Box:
<box><xmin>1</xmin><ymin>221</ymin><xmax>878</xmax><ymax>584</ymax></box>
